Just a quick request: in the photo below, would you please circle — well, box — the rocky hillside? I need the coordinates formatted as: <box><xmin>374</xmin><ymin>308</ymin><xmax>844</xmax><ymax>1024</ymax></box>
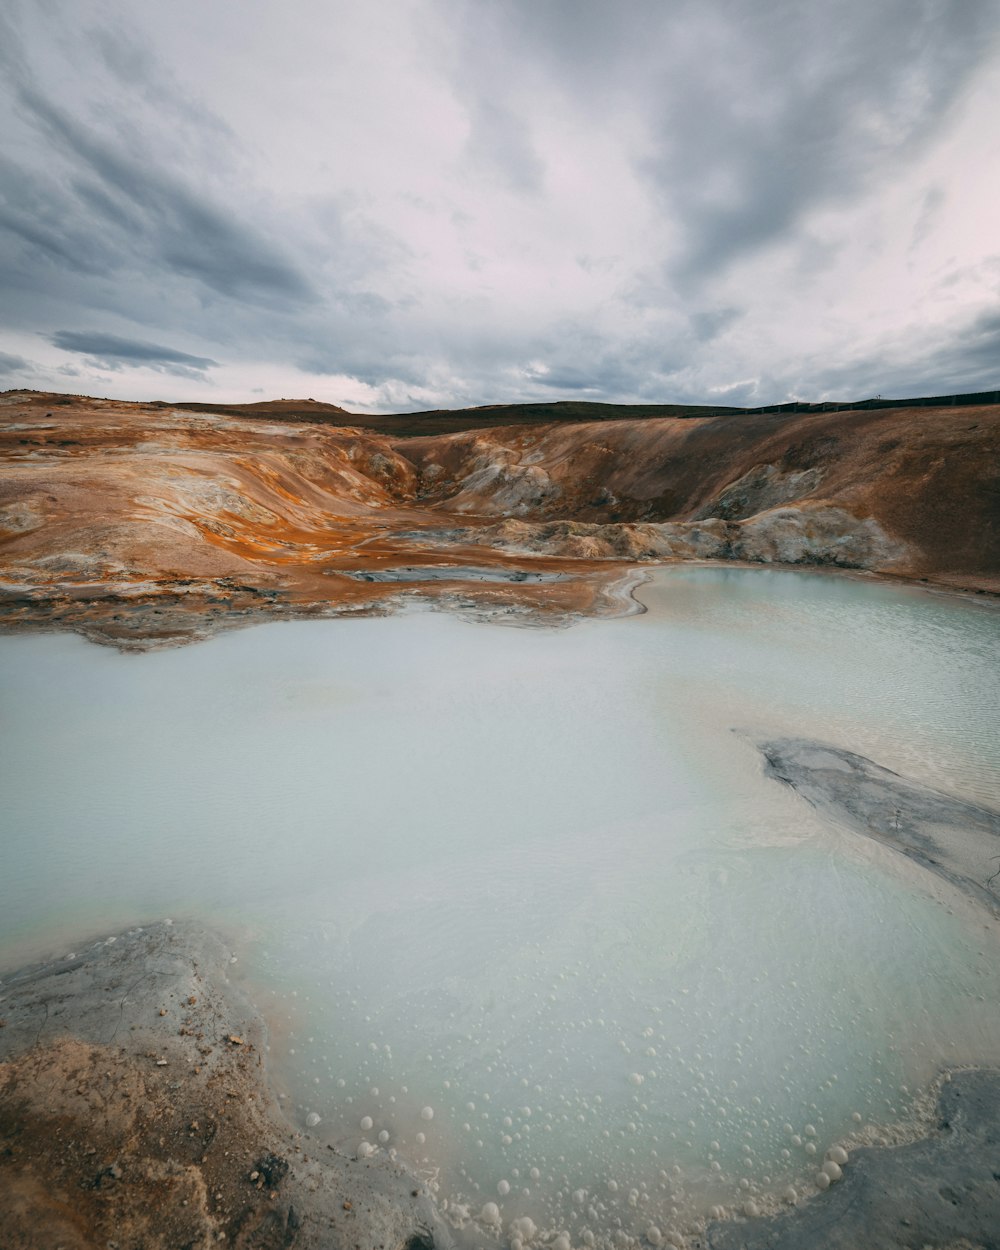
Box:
<box><xmin>1</xmin><ymin>390</ymin><xmax>996</xmax><ymax>646</ymax></box>
<box><xmin>399</xmin><ymin>405</ymin><xmax>1000</xmax><ymax>586</ymax></box>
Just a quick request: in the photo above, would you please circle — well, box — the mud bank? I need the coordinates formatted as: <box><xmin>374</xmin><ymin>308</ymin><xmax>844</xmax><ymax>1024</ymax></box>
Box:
<box><xmin>706</xmin><ymin>1067</ymin><xmax>1000</xmax><ymax>1249</ymax></box>
<box><xmin>702</xmin><ymin>739</ymin><xmax>1000</xmax><ymax>1246</ymax></box>
<box><xmin>6</xmin><ymin>923</ymin><xmax>1000</xmax><ymax>1250</ymax></box>
<box><xmin>758</xmin><ymin>738</ymin><xmax>1000</xmax><ymax>914</ymax></box>
<box><xmin>0</xmin><ymin>921</ymin><xmax>456</xmax><ymax>1250</ymax></box>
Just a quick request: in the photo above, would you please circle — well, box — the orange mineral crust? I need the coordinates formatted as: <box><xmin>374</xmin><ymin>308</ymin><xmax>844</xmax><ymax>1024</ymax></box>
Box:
<box><xmin>1</xmin><ymin>390</ymin><xmax>997</xmax><ymax>647</ymax></box>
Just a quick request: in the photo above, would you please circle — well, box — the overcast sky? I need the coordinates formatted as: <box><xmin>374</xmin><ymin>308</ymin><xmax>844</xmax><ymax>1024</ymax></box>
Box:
<box><xmin>1</xmin><ymin>0</ymin><xmax>998</xmax><ymax>411</ymax></box>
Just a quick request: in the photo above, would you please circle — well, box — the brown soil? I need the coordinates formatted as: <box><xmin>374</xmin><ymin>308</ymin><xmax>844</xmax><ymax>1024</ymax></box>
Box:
<box><xmin>0</xmin><ymin>923</ymin><xmax>452</xmax><ymax>1250</ymax></box>
<box><xmin>0</xmin><ymin>390</ymin><xmax>996</xmax><ymax>648</ymax></box>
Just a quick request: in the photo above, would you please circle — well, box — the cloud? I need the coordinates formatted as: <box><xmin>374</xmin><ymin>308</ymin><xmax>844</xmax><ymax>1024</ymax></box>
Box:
<box><xmin>51</xmin><ymin>331</ymin><xmax>219</xmax><ymax>376</ymax></box>
<box><xmin>846</xmin><ymin>308</ymin><xmax>1000</xmax><ymax>398</ymax></box>
<box><xmin>0</xmin><ymin>0</ymin><xmax>998</xmax><ymax>408</ymax></box>
<box><xmin>9</xmin><ymin>82</ymin><xmax>314</xmax><ymax>306</ymax></box>
<box><xmin>462</xmin><ymin>99</ymin><xmax>545</xmax><ymax>193</ymax></box>
<box><xmin>647</xmin><ymin>2</ymin><xmax>996</xmax><ymax>286</ymax></box>
<box><xmin>0</xmin><ymin>350</ymin><xmax>30</xmax><ymax>374</ymax></box>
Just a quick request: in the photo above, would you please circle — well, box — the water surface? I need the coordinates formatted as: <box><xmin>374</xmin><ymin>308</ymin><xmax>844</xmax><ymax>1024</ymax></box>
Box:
<box><xmin>1</xmin><ymin>567</ymin><xmax>998</xmax><ymax>1243</ymax></box>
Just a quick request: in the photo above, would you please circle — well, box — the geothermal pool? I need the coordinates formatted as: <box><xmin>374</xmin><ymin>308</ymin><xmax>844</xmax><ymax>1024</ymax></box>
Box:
<box><xmin>2</xmin><ymin>567</ymin><xmax>999</xmax><ymax>1243</ymax></box>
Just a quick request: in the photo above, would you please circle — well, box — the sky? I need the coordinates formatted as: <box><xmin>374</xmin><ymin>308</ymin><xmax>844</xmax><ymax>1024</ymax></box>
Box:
<box><xmin>0</xmin><ymin>0</ymin><xmax>998</xmax><ymax>412</ymax></box>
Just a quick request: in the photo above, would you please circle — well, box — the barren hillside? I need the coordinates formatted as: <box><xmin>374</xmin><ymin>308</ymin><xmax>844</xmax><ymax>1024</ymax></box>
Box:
<box><xmin>1</xmin><ymin>390</ymin><xmax>997</xmax><ymax>647</ymax></box>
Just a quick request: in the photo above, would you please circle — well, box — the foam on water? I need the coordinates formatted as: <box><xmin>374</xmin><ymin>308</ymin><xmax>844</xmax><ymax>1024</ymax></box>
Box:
<box><xmin>1</xmin><ymin>567</ymin><xmax>999</xmax><ymax>1245</ymax></box>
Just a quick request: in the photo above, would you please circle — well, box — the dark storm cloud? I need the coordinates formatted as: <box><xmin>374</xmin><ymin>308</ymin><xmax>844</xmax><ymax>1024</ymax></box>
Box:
<box><xmin>1</xmin><ymin>0</ymin><xmax>998</xmax><ymax>406</ymax></box>
<box><xmin>9</xmin><ymin>84</ymin><xmax>314</xmax><ymax>306</ymax></box>
<box><xmin>468</xmin><ymin>0</ymin><xmax>997</xmax><ymax>287</ymax></box>
<box><xmin>880</xmin><ymin>309</ymin><xmax>1000</xmax><ymax>398</ymax></box>
<box><xmin>805</xmin><ymin>306</ymin><xmax>1000</xmax><ymax>400</ymax></box>
<box><xmin>50</xmin><ymin>331</ymin><xmax>218</xmax><ymax>379</ymax></box>
<box><xmin>0</xmin><ymin>351</ymin><xmax>30</xmax><ymax>374</ymax></box>
<box><xmin>0</xmin><ymin>155</ymin><xmax>121</xmax><ymax>278</ymax></box>
<box><xmin>689</xmin><ymin>308</ymin><xmax>741</xmax><ymax>343</ymax></box>
<box><xmin>51</xmin><ymin>331</ymin><xmax>218</xmax><ymax>370</ymax></box>
<box><xmin>648</xmin><ymin>1</ymin><xmax>996</xmax><ymax>286</ymax></box>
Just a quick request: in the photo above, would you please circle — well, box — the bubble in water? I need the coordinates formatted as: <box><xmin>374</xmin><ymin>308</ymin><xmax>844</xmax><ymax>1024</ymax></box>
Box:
<box><xmin>421</xmin><ymin>1107</ymin><xmax>434</xmax><ymax>1121</ymax></box>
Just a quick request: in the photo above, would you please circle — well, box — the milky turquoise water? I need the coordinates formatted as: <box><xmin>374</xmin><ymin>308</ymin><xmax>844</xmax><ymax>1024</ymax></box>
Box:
<box><xmin>1</xmin><ymin>567</ymin><xmax>998</xmax><ymax>1244</ymax></box>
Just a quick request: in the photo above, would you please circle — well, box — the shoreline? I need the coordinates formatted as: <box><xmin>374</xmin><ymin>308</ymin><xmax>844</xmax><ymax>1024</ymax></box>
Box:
<box><xmin>0</xmin><ymin>920</ymin><xmax>460</xmax><ymax>1250</ymax></box>
<box><xmin>1</xmin><ymin>557</ymin><xmax>996</xmax><ymax>655</ymax></box>
<box><xmin>4</xmin><ymin>916</ymin><xmax>1000</xmax><ymax>1249</ymax></box>
<box><xmin>3</xmin><ymin>574</ymin><xmax>999</xmax><ymax>1244</ymax></box>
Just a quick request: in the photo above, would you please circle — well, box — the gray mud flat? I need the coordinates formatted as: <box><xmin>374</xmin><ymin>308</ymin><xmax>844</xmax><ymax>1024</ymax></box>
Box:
<box><xmin>0</xmin><ymin>921</ymin><xmax>456</xmax><ymax>1250</ymax></box>
<box><xmin>713</xmin><ymin>736</ymin><xmax>1000</xmax><ymax>1248</ymax></box>
<box><xmin>707</xmin><ymin>1069</ymin><xmax>1000</xmax><ymax>1250</ymax></box>
<box><xmin>759</xmin><ymin>738</ymin><xmax>1000</xmax><ymax>912</ymax></box>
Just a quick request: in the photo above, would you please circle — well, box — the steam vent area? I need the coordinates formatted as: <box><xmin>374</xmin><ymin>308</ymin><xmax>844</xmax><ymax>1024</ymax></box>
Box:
<box><xmin>1</xmin><ymin>387</ymin><xmax>1000</xmax><ymax>1250</ymax></box>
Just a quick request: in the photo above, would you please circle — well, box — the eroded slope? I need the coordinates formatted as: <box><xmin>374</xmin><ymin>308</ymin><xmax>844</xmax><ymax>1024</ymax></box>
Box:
<box><xmin>1</xmin><ymin>391</ymin><xmax>997</xmax><ymax>646</ymax></box>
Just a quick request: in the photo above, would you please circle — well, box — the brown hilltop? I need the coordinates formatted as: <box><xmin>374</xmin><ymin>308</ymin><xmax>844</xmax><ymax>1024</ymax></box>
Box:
<box><xmin>166</xmin><ymin>396</ymin><xmax>736</xmax><ymax>438</ymax></box>
<box><xmin>0</xmin><ymin>388</ymin><xmax>997</xmax><ymax>647</ymax></box>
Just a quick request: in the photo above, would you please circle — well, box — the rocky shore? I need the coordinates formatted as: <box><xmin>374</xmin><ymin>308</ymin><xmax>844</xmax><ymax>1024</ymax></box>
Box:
<box><xmin>5</xmin><ymin>907</ymin><xmax>1000</xmax><ymax>1247</ymax></box>
<box><xmin>0</xmin><ymin>921</ymin><xmax>455</xmax><ymax>1250</ymax></box>
<box><xmin>706</xmin><ymin>1067</ymin><xmax>1000</xmax><ymax>1249</ymax></box>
